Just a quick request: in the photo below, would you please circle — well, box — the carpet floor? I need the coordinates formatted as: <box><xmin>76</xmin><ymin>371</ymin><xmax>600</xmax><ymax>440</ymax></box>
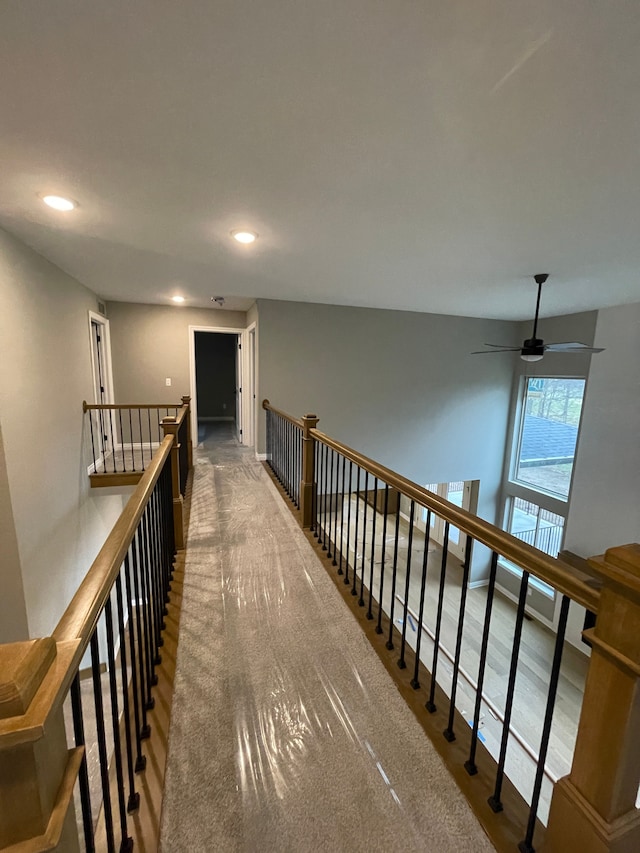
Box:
<box><xmin>159</xmin><ymin>425</ymin><xmax>495</xmax><ymax>852</ymax></box>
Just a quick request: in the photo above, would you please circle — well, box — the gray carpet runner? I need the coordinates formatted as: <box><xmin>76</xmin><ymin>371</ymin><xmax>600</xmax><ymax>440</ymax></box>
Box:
<box><xmin>159</xmin><ymin>425</ymin><xmax>495</xmax><ymax>852</ymax></box>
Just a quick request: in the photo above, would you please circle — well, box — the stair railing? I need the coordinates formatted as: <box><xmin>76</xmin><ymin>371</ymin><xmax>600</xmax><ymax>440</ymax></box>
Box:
<box><xmin>0</xmin><ymin>406</ymin><xmax>194</xmax><ymax>851</ymax></box>
<box><xmin>263</xmin><ymin>399</ymin><xmax>640</xmax><ymax>853</ymax></box>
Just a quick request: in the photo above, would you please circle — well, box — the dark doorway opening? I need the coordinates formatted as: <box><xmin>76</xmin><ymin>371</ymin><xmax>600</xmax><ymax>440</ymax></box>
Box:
<box><xmin>194</xmin><ymin>332</ymin><xmax>239</xmax><ymax>444</ymax></box>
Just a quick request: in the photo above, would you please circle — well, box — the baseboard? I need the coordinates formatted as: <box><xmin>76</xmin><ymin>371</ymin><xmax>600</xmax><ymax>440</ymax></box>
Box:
<box><xmin>255</xmin><ymin>452</ymin><xmax>268</xmax><ymax>461</ymax></box>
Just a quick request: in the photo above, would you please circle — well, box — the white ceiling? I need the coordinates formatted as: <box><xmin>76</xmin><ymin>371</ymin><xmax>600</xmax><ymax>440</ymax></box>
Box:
<box><xmin>1</xmin><ymin>1</ymin><xmax>640</xmax><ymax>320</ymax></box>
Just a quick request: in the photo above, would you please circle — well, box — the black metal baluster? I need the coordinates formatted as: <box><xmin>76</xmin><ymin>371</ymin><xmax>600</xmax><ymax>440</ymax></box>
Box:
<box><xmin>138</xmin><ymin>515</ymin><xmax>158</xmax><ymax>703</ymax></box>
<box><xmin>123</xmin><ymin>551</ymin><xmax>147</xmax><ymax>764</ymax></box>
<box><xmin>326</xmin><ymin>447</ymin><xmax>333</xmax><ymax>558</ymax></box>
<box><xmin>344</xmin><ymin>460</ymin><xmax>353</xmax><ymax>585</ymax></box>
<box><xmin>519</xmin><ymin>595</ymin><xmax>571</xmax><ymax>853</ymax></box>
<box><xmin>90</xmin><ymin>630</ymin><xmax>116</xmax><ymax>853</ymax></box>
<box><xmin>358</xmin><ymin>471</ymin><xmax>369</xmax><ymax>607</ymax></box>
<box><xmin>398</xmin><ymin>500</ymin><xmax>415</xmax><ymax>668</ymax></box>
<box><xmin>130</xmin><ymin>532</ymin><xmax>152</xmax><ymax>733</ymax></box>
<box><xmin>70</xmin><ymin>672</ymin><xmax>96</xmax><ymax>853</ymax></box>
<box><xmin>351</xmin><ymin>467</ymin><xmax>361</xmax><ymax>596</ymax></box>
<box><xmin>104</xmin><ymin>597</ymin><xmax>134</xmax><ymax>852</ymax></box>
<box><xmin>89</xmin><ymin>408</ymin><xmax>97</xmax><ymax>474</ymax></box>
<box><xmin>426</xmin><ymin>521</ymin><xmax>451</xmax><ymax>713</ymax></box>
<box><xmin>137</xmin><ymin>408</ymin><xmax>143</xmax><ymax>469</ymax></box>
<box><xmin>119</xmin><ymin>408</ymin><xmax>127</xmax><ymax>472</ymax></box>
<box><xmin>375</xmin><ymin>485</ymin><xmax>390</xmax><ymax>635</ymax></box>
<box><xmin>315</xmin><ymin>441</ymin><xmax>323</xmax><ymax>539</ymax></box>
<box><xmin>411</xmin><ymin>510</ymin><xmax>431</xmax><ymax>688</ymax></box>
<box><xmin>465</xmin><ymin>550</ymin><xmax>498</xmax><ymax>772</ymax></box>
<box><xmin>385</xmin><ymin>506</ymin><xmax>402</xmax><ymax>651</ymax></box>
<box><xmin>157</xmin><ymin>408</ymin><xmax>162</xmax><ymax>446</ymax></box>
<box><xmin>147</xmin><ymin>409</ymin><xmax>153</xmax><ymax>468</ymax></box>
<box><xmin>109</xmin><ymin>407</ymin><xmax>117</xmax><ymax>473</ymax></box>
<box><xmin>321</xmin><ymin>443</ymin><xmax>329</xmax><ymax>550</ymax></box>
<box><xmin>150</xmin><ymin>491</ymin><xmax>165</xmax><ymax>643</ymax></box>
<box><xmin>488</xmin><ymin>570</ymin><xmax>530</xmax><ymax>812</ymax></box>
<box><xmin>443</xmin><ymin>535</ymin><xmax>473</xmax><ymax>742</ymax></box>
<box><xmin>128</xmin><ymin>408</ymin><xmax>135</xmax><ymax>471</ymax></box>
<box><xmin>330</xmin><ymin>450</ymin><xmax>338</xmax><ymax>565</ymax></box>
<box><xmin>338</xmin><ymin>455</ymin><xmax>346</xmax><ymax>575</ymax></box>
<box><xmin>311</xmin><ymin>440</ymin><xmax>318</xmax><ymax>535</ymax></box>
<box><xmin>114</xmin><ymin>573</ymin><xmax>140</xmax><ymax>811</ymax></box>
<box><xmin>150</xmin><ymin>496</ymin><xmax>165</xmax><ymax>648</ymax></box>
<box><xmin>367</xmin><ymin>477</ymin><xmax>378</xmax><ymax>619</ymax></box>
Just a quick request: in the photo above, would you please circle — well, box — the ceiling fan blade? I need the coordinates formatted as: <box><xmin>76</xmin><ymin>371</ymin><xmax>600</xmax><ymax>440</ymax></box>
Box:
<box><xmin>545</xmin><ymin>342</ymin><xmax>606</xmax><ymax>353</ymax></box>
<box><xmin>471</xmin><ymin>348</ymin><xmax>521</xmax><ymax>354</ymax></box>
<box><xmin>483</xmin><ymin>343</ymin><xmax>522</xmax><ymax>348</ymax></box>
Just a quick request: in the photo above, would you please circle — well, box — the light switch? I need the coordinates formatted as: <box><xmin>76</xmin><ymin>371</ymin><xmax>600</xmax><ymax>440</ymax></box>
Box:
<box><xmin>165</xmin><ymin>377</ymin><xmax>172</xmax><ymax>386</ymax></box>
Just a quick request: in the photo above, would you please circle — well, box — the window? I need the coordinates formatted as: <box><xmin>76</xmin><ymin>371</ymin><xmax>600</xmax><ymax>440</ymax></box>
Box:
<box><xmin>505</xmin><ymin>497</ymin><xmax>565</xmax><ymax>558</ymax></box>
<box><xmin>513</xmin><ymin>378</ymin><xmax>585</xmax><ymax>499</ymax></box>
<box><xmin>500</xmin><ymin>377</ymin><xmax>586</xmax><ymax>607</ymax></box>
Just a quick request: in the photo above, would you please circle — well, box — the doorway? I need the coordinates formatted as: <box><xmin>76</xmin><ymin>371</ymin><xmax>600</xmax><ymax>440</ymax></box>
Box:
<box><xmin>422</xmin><ymin>480</ymin><xmax>480</xmax><ymax>562</ymax></box>
<box><xmin>88</xmin><ymin>311</ymin><xmax>114</xmax><ymax>468</ymax></box>
<box><xmin>193</xmin><ymin>331</ymin><xmax>240</xmax><ymax>444</ymax></box>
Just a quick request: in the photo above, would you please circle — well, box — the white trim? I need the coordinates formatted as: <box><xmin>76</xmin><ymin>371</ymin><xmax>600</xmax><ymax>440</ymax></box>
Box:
<box><xmin>255</xmin><ymin>452</ymin><xmax>268</xmax><ymax>461</ymax></box>
<box><xmin>88</xmin><ymin>311</ymin><xmax>115</xmax><ymax>404</ymax></box>
<box><xmin>189</xmin><ymin>324</ymin><xmax>251</xmax><ymax>447</ymax></box>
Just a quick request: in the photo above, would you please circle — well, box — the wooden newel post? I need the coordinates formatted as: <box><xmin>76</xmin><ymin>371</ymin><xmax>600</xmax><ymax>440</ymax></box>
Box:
<box><xmin>0</xmin><ymin>639</ymin><xmax>81</xmax><ymax>852</ymax></box>
<box><xmin>181</xmin><ymin>395</ymin><xmax>193</xmax><ymax>470</ymax></box>
<box><xmin>545</xmin><ymin>543</ymin><xmax>640</xmax><ymax>853</ymax></box>
<box><xmin>161</xmin><ymin>417</ymin><xmax>185</xmax><ymax>550</ymax></box>
<box><xmin>300</xmin><ymin>413</ymin><xmax>319</xmax><ymax>528</ymax></box>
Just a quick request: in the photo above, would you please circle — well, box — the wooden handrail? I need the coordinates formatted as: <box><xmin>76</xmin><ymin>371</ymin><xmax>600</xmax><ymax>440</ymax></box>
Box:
<box><xmin>54</xmin><ymin>435</ymin><xmax>174</xmax><ymax>653</ymax></box>
<box><xmin>309</xmin><ymin>427</ymin><xmax>599</xmax><ymax>613</ymax></box>
<box><xmin>262</xmin><ymin>399</ymin><xmax>304</xmax><ymax>429</ymax></box>
<box><xmin>83</xmin><ymin>401</ymin><xmax>187</xmax><ymax>414</ymax></box>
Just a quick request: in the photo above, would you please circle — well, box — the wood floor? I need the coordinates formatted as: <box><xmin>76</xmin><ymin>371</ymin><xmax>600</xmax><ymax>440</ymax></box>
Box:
<box><xmin>322</xmin><ymin>494</ymin><xmax>588</xmax><ymax>825</ymax></box>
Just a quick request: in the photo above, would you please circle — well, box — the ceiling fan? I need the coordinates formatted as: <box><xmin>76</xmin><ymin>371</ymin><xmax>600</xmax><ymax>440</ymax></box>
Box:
<box><xmin>472</xmin><ymin>274</ymin><xmax>605</xmax><ymax>362</ymax></box>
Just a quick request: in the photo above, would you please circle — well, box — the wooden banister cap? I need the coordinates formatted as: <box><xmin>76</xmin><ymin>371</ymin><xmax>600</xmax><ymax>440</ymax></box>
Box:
<box><xmin>588</xmin><ymin>543</ymin><xmax>640</xmax><ymax>597</ymax></box>
<box><xmin>0</xmin><ymin>638</ymin><xmax>56</xmax><ymax>720</ymax></box>
<box><xmin>161</xmin><ymin>416</ymin><xmax>177</xmax><ymax>424</ymax></box>
<box><xmin>303</xmin><ymin>414</ymin><xmax>318</xmax><ymax>420</ymax></box>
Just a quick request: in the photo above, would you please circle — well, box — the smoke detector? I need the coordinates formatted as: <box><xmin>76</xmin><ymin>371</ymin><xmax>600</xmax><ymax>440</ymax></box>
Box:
<box><xmin>211</xmin><ymin>296</ymin><xmax>225</xmax><ymax>307</ymax></box>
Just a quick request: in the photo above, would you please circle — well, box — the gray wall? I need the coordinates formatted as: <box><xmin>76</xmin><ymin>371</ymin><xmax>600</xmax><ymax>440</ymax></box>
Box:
<box><xmin>0</xmin><ymin>228</ymin><xmax>126</xmax><ymax>640</ymax></box>
<box><xmin>256</xmin><ymin>299</ymin><xmax>520</xmax><ymax>581</ymax></box>
<box><xmin>565</xmin><ymin>302</ymin><xmax>640</xmax><ymax>557</ymax></box>
<box><xmin>107</xmin><ymin>301</ymin><xmax>247</xmax><ymax>402</ymax></box>
<box><xmin>0</xmin><ymin>423</ymin><xmax>28</xmax><ymax>641</ymax></box>
<box><xmin>195</xmin><ymin>332</ymin><xmax>237</xmax><ymax>419</ymax></box>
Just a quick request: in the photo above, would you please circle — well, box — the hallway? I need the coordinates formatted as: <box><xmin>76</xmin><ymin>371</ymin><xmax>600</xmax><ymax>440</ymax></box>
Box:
<box><xmin>159</xmin><ymin>425</ymin><xmax>494</xmax><ymax>852</ymax></box>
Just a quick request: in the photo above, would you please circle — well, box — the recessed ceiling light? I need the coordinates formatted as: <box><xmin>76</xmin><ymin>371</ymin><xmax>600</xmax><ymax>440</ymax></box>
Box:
<box><xmin>41</xmin><ymin>194</ymin><xmax>77</xmax><ymax>211</ymax></box>
<box><xmin>171</xmin><ymin>295</ymin><xmax>185</xmax><ymax>303</ymax></box>
<box><xmin>232</xmin><ymin>230</ymin><xmax>258</xmax><ymax>244</ymax></box>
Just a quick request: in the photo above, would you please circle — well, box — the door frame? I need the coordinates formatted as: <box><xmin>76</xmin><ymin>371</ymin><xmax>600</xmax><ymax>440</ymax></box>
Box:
<box><xmin>87</xmin><ymin>311</ymin><xmax>115</xmax><ymax>469</ymax></box>
<box><xmin>188</xmin><ymin>324</ymin><xmax>253</xmax><ymax>447</ymax></box>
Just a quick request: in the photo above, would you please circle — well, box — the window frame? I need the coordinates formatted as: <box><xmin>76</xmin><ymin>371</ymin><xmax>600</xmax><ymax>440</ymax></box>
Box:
<box><xmin>498</xmin><ymin>373</ymin><xmax>587</xmax><ymax>626</ymax></box>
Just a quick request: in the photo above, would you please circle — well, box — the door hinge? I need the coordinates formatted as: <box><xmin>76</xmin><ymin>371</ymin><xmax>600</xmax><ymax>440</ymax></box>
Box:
<box><xmin>97</xmin><ymin>334</ymin><xmax>101</xmax><ymax>342</ymax></box>
<box><xmin>238</xmin><ymin>343</ymin><xmax>242</xmax><ymax>350</ymax></box>
<box><xmin>240</xmin><ymin>429</ymin><xmax>243</xmax><ymax>435</ymax></box>
<box><xmin>100</xmin><ymin>385</ymin><xmax>105</xmax><ymax>393</ymax></box>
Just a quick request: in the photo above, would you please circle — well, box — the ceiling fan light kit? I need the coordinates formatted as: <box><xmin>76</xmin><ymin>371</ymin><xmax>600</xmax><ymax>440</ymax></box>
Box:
<box><xmin>472</xmin><ymin>274</ymin><xmax>605</xmax><ymax>361</ymax></box>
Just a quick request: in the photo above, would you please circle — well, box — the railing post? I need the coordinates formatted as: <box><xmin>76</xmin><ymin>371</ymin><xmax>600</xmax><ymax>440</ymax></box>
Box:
<box><xmin>180</xmin><ymin>395</ymin><xmax>193</xmax><ymax>471</ymax></box>
<box><xmin>161</xmin><ymin>417</ymin><xmax>185</xmax><ymax>550</ymax></box>
<box><xmin>300</xmin><ymin>412</ymin><xmax>319</xmax><ymax>528</ymax></box>
<box><xmin>0</xmin><ymin>639</ymin><xmax>81</xmax><ymax>852</ymax></box>
<box><xmin>545</xmin><ymin>543</ymin><xmax>640</xmax><ymax>853</ymax></box>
